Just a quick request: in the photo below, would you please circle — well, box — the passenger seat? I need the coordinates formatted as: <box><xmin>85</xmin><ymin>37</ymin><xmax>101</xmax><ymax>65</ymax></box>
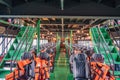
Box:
<box><xmin>73</xmin><ymin>53</ymin><xmax>89</xmax><ymax>80</ymax></box>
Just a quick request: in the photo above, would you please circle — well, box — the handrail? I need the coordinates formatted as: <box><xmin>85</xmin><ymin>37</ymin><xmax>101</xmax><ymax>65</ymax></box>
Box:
<box><xmin>0</xmin><ymin>27</ymin><xmax>20</xmax><ymax>56</ymax></box>
<box><xmin>0</xmin><ymin>19</ymin><xmax>19</xmax><ymax>53</ymax></box>
<box><xmin>12</xmin><ymin>27</ymin><xmax>34</xmax><ymax>66</ymax></box>
<box><xmin>110</xmin><ymin>20</ymin><xmax>120</xmax><ymax>42</ymax></box>
<box><xmin>106</xmin><ymin>26</ymin><xmax>120</xmax><ymax>55</ymax></box>
<box><xmin>24</xmin><ymin>27</ymin><xmax>35</xmax><ymax>52</ymax></box>
<box><xmin>0</xmin><ymin>20</ymin><xmax>21</xmax><ymax>28</ymax></box>
<box><xmin>97</xmin><ymin>27</ymin><xmax>114</xmax><ymax>75</ymax></box>
<box><xmin>0</xmin><ymin>19</ymin><xmax>18</xmax><ymax>46</ymax></box>
<box><xmin>0</xmin><ymin>36</ymin><xmax>14</xmax><ymax>55</ymax></box>
<box><xmin>23</xmin><ymin>27</ymin><xmax>32</xmax><ymax>52</ymax></box>
<box><xmin>27</xmin><ymin>28</ymin><xmax>35</xmax><ymax>51</ymax></box>
<box><xmin>113</xmin><ymin>20</ymin><xmax>120</xmax><ymax>53</ymax></box>
<box><xmin>107</xmin><ymin>26</ymin><xmax>119</xmax><ymax>47</ymax></box>
<box><xmin>91</xmin><ymin>28</ymin><xmax>100</xmax><ymax>54</ymax></box>
<box><xmin>10</xmin><ymin>26</ymin><xmax>30</xmax><ymax>71</ymax></box>
<box><xmin>113</xmin><ymin>20</ymin><xmax>120</xmax><ymax>33</ymax></box>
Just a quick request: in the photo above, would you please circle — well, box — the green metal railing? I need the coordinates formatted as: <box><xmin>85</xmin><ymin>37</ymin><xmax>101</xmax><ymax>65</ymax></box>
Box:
<box><xmin>90</xmin><ymin>27</ymin><xmax>120</xmax><ymax>78</ymax></box>
<box><xmin>37</xmin><ymin>19</ymin><xmax>40</xmax><ymax>54</ymax></box>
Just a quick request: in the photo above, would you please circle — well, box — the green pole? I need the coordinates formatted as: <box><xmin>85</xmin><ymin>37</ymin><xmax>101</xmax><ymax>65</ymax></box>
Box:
<box><xmin>37</xmin><ymin>19</ymin><xmax>40</xmax><ymax>54</ymax></box>
<box><xmin>70</xmin><ymin>30</ymin><xmax>73</xmax><ymax>51</ymax></box>
<box><xmin>57</xmin><ymin>33</ymin><xmax>58</xmax><ymax>41</ymax></box>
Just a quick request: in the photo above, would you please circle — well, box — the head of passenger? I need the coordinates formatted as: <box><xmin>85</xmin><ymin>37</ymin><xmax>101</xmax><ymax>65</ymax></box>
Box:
<box><xmin>85</xmin><ymin>50</ymin><xmax>91</xmax><ymax>57</ymax></box>
<box><xmin>74</xmin><ymin>48</ymin><xmax>80</xmax><ymax>54</ymax></box>
<box><xmin>21</xmin><ymin>52</ymin><xmax>33</xmax><ymax>60</ymax></box>
<box><xmin>91</xmin><ymin>54</ymin><xmax>104</xmax><ymax>63</ymax></box>
<box><xmin>41</xmin><ymin>47</ymin><xmax>46</xmax><ymax>52</ymax></box>
<box><xmin>90</xmin><ymin>48</ymin><xmax>95</xmax><ymax>56</ymax></box>
<box><xmin>30</xmin><ymin>48</ymin><xmax>37</xmax><ymax>59</ymax></box>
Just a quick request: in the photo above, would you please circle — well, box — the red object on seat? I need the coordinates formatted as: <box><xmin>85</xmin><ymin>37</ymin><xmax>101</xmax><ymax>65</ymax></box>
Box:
<box><xmin>0</xmin><ymin>56</ymin><xmax>4</xmax><ymax>62</ymax></box>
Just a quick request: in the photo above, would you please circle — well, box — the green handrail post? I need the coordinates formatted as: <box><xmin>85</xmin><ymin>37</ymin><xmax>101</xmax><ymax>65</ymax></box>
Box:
<box><xmin>37</xmin><ymin>19</ymin><xmax>40</xmax><ymax>54</ymax></box>
<box><xmin>70</xmin><ymin>30</ymin><xmax>73</xmax><ymax>51</ymax></box>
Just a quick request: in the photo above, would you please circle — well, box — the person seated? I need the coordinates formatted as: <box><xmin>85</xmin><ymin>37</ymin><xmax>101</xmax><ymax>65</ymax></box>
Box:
<box><xmin>46</xmin><ymin>48</ymin><xmax>55</xmax><ymax>72</ymax></box>
<box><xmin>35</xmin><ymin>54</ymin><xmax>50</xmax><ymax>80</ymax></box>
<box><xmin>29</xmin><ymin>47</ymin><xmax>37</xmax><ymax>60</ymax></box>
<box><xmin>90</xmin><ymin>54</ymin><xmax>115</xmax><ymax>80</ymax></box>
<box><xmin>39</xmin><ymin>48</ymin><xmax>50</xmax><ymax>61</ymax></box>
<box><xmin>91</xmin><ymin>54</ymin><xmax>104</xmax><ymax>63</ymax></box>
<box><xmin>6</xmin><ymin>52</ymin><xmax>34</xmax><ymax>80</ymax></box>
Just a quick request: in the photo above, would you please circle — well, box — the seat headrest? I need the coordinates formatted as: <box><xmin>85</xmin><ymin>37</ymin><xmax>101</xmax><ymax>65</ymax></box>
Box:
<box><xmin>74</xmin><ymin>54</ymin><xmax>86</xmax><ymax>61</ymax></box>
<box><xmin>91</xmin><ymin>54</ymin><xmax>104</xmax><ymax>63</ymax></box>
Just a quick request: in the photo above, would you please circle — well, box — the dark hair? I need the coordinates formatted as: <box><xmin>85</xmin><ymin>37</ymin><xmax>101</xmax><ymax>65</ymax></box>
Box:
<box><xmin>21</xmin><ymin>52</ymin><xmax>33</xmax><ymax>60</ymax></box>
<box><xmin>30</xmin><ymin>47</ymin><xmax>37</xmax><ymax>56</ymax></box>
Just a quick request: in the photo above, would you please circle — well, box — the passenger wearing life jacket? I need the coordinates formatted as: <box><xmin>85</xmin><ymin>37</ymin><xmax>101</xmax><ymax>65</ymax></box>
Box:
<box><xmin>30</xmin><ymin>47</ymin><xmax>37</xmax><ymax>60</ymax></box>
<box><xmin>29</xmin><ymin>47</ymin><xmax>37</xmax><ymax>78</ymax></box>
<box><xmin>85</xmin><ymin>48</ymin><xmax>94</xmax><ymax>61</ymax></box>
<box><xmin>46</xmin><ymin>47</ymin><xmax>55</xmax><ymax>72</ymax></box>
<box><xmin>90</xmin><ymin>54</ymin><xmax>115</xmax><ymax>80</ymax></box>
<box><xmin>35</xmin><ymin>53</ymin><xmax>50</xmax><ymax>80</ymax></box>
<box><xmin>6</xmin><ymin>52</ymin><xmax>33</xmax><ymax>80</ymax></box>
<box><xmin>35</xmin><ymin>47</ymin><xmax>50</xmax><ymax>80</ymax></box>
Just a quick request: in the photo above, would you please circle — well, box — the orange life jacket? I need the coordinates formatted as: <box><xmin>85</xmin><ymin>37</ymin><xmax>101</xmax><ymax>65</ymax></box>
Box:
<box><xmin>35</xmin><ymin>58</ymin><xmax>50</xmax><ymax>80</ymax></box>
<box><xmin>90</xmin><ymin>62</ymin><xmax>114</xmax><ymax>80</ymax></box>
<box><xmin>6</xmin><ymin>59</ymin><xmax>31</xmax><ymax>80</ymax></box>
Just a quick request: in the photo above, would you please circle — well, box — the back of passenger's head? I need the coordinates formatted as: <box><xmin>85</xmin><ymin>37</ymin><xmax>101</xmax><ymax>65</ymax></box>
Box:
<box><xmin>85</xmin><ymin>50</ymin><xmax>91</xmax><ymax>57</ymax></box>
<box><xmin>30</xmin><ymin>47</ymin><xmax>37</xmax><ymax>52</ymax></box>
<box><xmin>90</xmin><ymin>48</ymin><xmax>94</xmax><ymax>53</ymax></box>
<box><xmin>21</xmin><ymin>52</ymin><xmax>33</xmax><ymax>60</ymax></box>
<box><xmin>30</xmin><ymin>47</ymin><xmax>37</xmax><ymax>56</ymax></box>
<box><xmin>73</xmin><ymin>47</ymin><xmax>76</xmax><ymax>50</ymax></box>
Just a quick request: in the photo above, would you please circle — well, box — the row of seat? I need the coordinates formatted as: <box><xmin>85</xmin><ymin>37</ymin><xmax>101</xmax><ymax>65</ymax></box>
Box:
<box><xmin>69</xmin><ymin>44</ymin><xmax>115</xmax><ymax>80</ymax></box>
<box><xmin>6</xmin><ymin>42</ymin><xmax>56</xmax><ymax>80</ymax></box>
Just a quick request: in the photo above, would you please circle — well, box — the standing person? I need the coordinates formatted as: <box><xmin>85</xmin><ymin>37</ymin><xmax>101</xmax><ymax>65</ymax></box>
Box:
<box><xmin>30</xmin><ymin>47</ymin><xmax>37</xmax><ymax>60</ymax></box>
<box><xmin>29</xmin><ymin>48</ymin><xmax>37</xmax><ymax>79</ymax></box>
<box><xmin>72</xmin><ymin>48</ymin><xmax>89</xmax><ymax>80</ymax></box>
<box><xmin>69</xmin><ymin>48</ymin><xmax>80</xmax><ymax>73</ymax></box>
<box><xmin>40</xmin><ymin>48</ymin><xmax>50</xmax><ymax>61</ymax></box>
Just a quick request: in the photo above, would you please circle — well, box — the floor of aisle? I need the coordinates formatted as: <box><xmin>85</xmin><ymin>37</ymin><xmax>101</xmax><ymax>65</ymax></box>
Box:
<box><xmin>53</xmin><ymin>48</ymin><xmax>73</xmax><ymax>80</ymax></box>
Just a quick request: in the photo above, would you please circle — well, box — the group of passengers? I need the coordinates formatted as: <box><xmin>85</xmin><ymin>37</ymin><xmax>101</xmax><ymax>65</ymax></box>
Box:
<box><xmin>69</xmin><ymin>45</ymin><xmax>115</xmax><ymax>80</ymax></box>
<box><xmin>28</xmin><ymin>43</ymin><xmax>56</xmax><ymax>80</ymax></box>
<box><xmin>6</xmin><ymin>43</ymin><xmax>56</xmax><ymax>80</ymax></box>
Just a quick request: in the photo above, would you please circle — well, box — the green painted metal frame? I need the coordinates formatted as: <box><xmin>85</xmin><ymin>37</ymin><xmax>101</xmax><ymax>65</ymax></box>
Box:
<box><xmin>0</xmin><ymin>26</ymin><xmax>36</xmax><ymax>78</ymax></box>
<box><xmin>90</xmin><ymin>27</ymin><xmax>120</xmax><ymax>79</ymax></box>
<box><xmin>55</xmin><ymin>33</ymin><xmax>60</xmax><ymax>60</ymax></box>
<box><xmin>70</xmin><ymin>30</ymin><xmax>73</xmax><ymax>51</ymax></box>
<box><xmin>37</xmin><ymin>19</ymin><xmax>40</xmax><ymax>54</ymax></box>
<box><xmin>0</xmin><ymin>20</ymin><xmax>21</xmax><ymax>28</ymax></box>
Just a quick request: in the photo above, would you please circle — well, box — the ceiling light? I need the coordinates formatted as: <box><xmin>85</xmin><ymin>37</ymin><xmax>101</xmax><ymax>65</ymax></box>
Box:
<box><xmin>77</xmin><ymin>30</ymin><xmax>80</xmax><ymax>33</ymax></box>
<box><xmin>50</xmin><ymin>32</ymin><xmax>53</xmax><ymax>35</ymax></box>
<box><xmin>86</xmin><ymin>33</ymin><xmax>89</xmax><ymax>36</ymax></box>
